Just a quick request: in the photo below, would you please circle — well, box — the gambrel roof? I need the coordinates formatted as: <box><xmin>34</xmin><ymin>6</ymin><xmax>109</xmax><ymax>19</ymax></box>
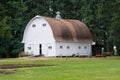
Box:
<box><xmin>44</xmin><ymin>17</ymin><xmax>92</xmax><ymax>43</ymax></box>
<box><xmin>22</xmin><ymin>15</ymin><xmax>92</xmax><ymax>43</ymax></box>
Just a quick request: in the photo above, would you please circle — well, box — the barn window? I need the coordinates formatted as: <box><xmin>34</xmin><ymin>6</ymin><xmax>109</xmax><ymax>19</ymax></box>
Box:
<box><xmin>28</xmin><ymin>47</ymin><xmax>31</xmax><ymax>50</ymax></box>
<box><xmin>43</xmin><ymin>23</ymin><xmax>46</xmax><ymax>27</ymax></box>
<box><xmin>77</xmin><ymin>53</ymin><xmax>79</xmax><ymax>55</ymax></box>
<box><xmin>67</xmin><ymin>46</ymin><xmax>70</xmax><ymax>49</ymax></box>
<box><xmin>84</xmin><ymin>46</ymin><xmax>87</xmax><ymax>49</ymax></box>
<box><xmin>78</xmin><ymin>46</ymin><xmax>81</xmax><ymax>49</ymax></box>
<box><xmin>48</xmin><ymin>46</ymin><xmax>52</xmax><ymax>49</ymax></box>
<box><xmin>60</xmin><ymin>46</ymin><xmax>63</xmax><ymax>49</ymax></box>
<box><xmin>32</xmin><ymin>24</ymin><xmax>36</xmax><ymax>27</ymax></box>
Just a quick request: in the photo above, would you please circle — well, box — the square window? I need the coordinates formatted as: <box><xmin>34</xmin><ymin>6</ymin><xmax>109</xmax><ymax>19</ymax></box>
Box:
<box><xmin>43</xmin><ymin>23</ymin><xmax>46</xmax><ymax>27</ymax></box>
<box><xmin>60</xmin><ymin>46</ymin><xmax>63</xmax><ymax>49</ymax></box>
<box><xmin>78</xmin><ymin>46</ymin><xmax>81</xmax><ymax>49</ymax></box>
<box><xmin>28</xmin><ymin>47</ymin><xmax>31</xmax><ymax>50</ymax></box>
<box><xmin>32</xmin><ymin>24</ymin><xmax>36</xmax><ymax>27</ymax></box>
<box><xmin>84</xmin><ymin>46</ymin><xmax>87</xmax><ymax>49</ymax></box>
<box><xmin>67</xmin><ymin>46</ymin><xmax>70</xmax><ymax>49</ymax></box>
<box><xmin>48</xmin><ymin>46</ymin><xmax>52</xmax><ymax>49</ymax></box>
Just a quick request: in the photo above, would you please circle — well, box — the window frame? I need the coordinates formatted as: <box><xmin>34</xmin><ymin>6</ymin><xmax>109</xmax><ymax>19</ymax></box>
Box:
<box><xmin>84</xmin><ymin>46</ymin><xmax>87</xmax><ymax>49</ymax></box>
<box><xmin>78</xmin><ymin>46</ymin><xmax>81</xmax><ymax>49</ymax></box>
<box><xmin>42</xmin><ymin>23</ymin><xmax>46</xmax><ymax>27</ymax></box>
<box><xmin>48</xmin><ymin>46</ymin><xmax>52</xmax><ymax>49</ymax></box>
<box><xmin>28</xmin><ymin>47</ymin><xmax>31</xmax><ymax>50</ymax></box>
<box><xmin>32</xmin><ymin>24</ymin><xmax>36</xmax><ymax>27</ymax></box>
<box><xmin>67</xmin><ymin>46</ymin><xmax>70</xmax><ymax>49</ymax></box>
<box><xmin>60</xmin><ymin>46</ymin><xmax>63</xmax><ymax>49</ymax></box>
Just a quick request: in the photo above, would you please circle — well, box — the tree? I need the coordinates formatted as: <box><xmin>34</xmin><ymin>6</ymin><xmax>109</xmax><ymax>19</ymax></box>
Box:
<box><xmin>0</xmin><ymin>0</ymin><xmax>27</xmax><ymax>57</ymax></box>
<box><xmin>0</xmin><ymin>17</ymin><xmax>13</xmax><ymax>58</ymax></box>
<box><xmin>109</xmin><ymin>0</ymin><xmax>120</xmax><ymax>54</ymax></box>
<box><xmin>6</xmin><ymin>1</ymin><xmax>27</xmax><ymax>57</ymax></box>
<box><xmin>0</xmin><ymin>0</ymin><xmax>120</xmax><ymax>57</ymax></box>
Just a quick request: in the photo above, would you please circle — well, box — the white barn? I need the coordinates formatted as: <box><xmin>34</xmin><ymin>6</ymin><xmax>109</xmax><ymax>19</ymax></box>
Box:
<box><xmin>22</xmin><ymin>15</ymin><xmax>93</xmax><ymax>57</ymax></box>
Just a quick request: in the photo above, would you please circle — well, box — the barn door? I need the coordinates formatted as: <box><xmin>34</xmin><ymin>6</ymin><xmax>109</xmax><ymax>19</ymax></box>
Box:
<box><xmin>39</xmin><ymin>44</ymin><xmax>42</xmax><ymax>55</ymax></box>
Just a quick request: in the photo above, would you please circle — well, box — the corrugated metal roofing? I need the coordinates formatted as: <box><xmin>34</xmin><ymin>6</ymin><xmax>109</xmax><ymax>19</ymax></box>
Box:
<box><xmin>44</xmin><ymin>17</ymin><xmax>92</xmax><ymax>43</ymax></box>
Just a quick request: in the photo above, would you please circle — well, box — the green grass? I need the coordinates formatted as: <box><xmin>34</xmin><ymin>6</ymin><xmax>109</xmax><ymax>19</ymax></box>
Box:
<box><xmin>0</xmin><ymin>57</ymin><xmax>120</xmax><ymax>80</ymax></box>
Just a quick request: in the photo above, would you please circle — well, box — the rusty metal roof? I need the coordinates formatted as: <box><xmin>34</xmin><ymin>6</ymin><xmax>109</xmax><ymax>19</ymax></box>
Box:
<box><xmin>44</xmin><ymin>17</ymin><xmax>92</xmax><ymax>43</ymax></box>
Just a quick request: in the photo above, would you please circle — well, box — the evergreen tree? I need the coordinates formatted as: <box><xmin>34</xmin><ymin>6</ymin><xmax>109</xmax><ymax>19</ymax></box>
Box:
<box><xmin>109</xmin><ymin>0</ymin><xmax>120</xmax><ymax>54</ymax></box>
<box><xmin>0</xmin><ymin>0</ymin><xmax>120</xmax><ymax>57</ymax></box>
<box><xmin>0</xmin><ymin>0</ymin><xmax>26</xmax><ymax>57</ymax></box>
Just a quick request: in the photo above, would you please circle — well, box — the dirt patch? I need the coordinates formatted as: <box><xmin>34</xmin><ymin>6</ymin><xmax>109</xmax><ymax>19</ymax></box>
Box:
<box><xmin>0</xmin><ymin>69</ymin><xmax>15</xmax><ymax>74</ymax></box>
<box><xmin>0</xmin><ymin>64</ymin><xmax>54</xmax><ymax>69</ymax></box>
<box><xmin>18</xmin><ymin>56</ymin><xmax>54</xmax><ymax>60</ymax></box>
<box><xmin>0</xmin><ymin>64</ymin><xmax>54</xmax><ymax>75</ymax></box>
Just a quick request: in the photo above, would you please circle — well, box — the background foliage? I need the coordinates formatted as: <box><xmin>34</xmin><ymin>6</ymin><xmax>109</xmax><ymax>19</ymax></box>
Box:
<box><xmin>0</xmin><ymin>0</ymin><xmax>120</xmax><ymax>58</ymax></box>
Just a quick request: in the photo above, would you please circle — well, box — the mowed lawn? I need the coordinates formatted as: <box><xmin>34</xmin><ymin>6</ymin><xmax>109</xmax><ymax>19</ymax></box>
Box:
<box><xmin>0</xmin><ymin>57</ymin><xmax>120</xmax><ymax>80</ymax></box>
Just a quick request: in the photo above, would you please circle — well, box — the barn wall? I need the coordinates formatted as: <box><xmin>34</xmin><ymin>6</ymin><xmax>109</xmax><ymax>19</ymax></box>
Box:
<box><xmin>43</xmin><ymin>42</ymin><xmax>56</xmax><ymax>57</ymax></box>
<box><xmin>24</xmin><ymin>42</ymin><xmax>92</xmax><ymax>57</ymax></box>
<box><xmin>24</xmin><ymin>42</ymin><xmax>56</xmax><ymax>56</ymax></box>
<box><xmin>25</xmin><ymin>43</ymin><xmax>39</xmax><ymax>55</ymax></box>
<box><xmin>55</xmin><ymin>42</ymin><xmax>92</xmax><ymax>57</ymax></box>
<box><xmin>23</xmin><ymin>17</ymin><xmax>55</xmax><ymax>44</ymax></box>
